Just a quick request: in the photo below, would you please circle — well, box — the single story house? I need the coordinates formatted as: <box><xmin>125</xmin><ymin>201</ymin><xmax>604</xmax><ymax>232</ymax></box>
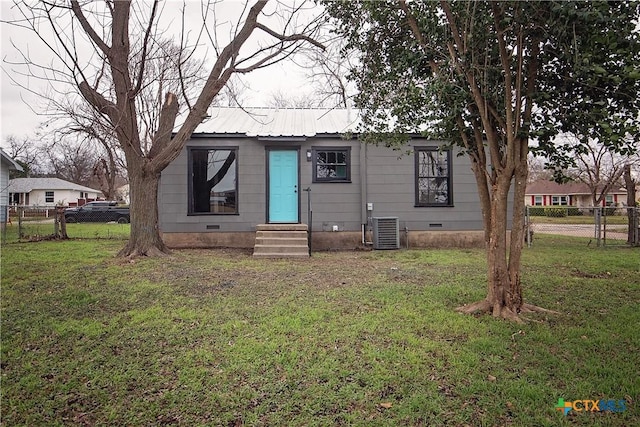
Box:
<box><xmin>159</xmin><ymin>108</ymin><xmax>501</xmax><ymax>253</ymax></box>
<box><xmin>8</xmin><ymin>177</ymin><xmax>103</xmax><ymax>207</ymax></box>
<box><xmin>525</xmin><ymin>180</ymin><xmax>627</xmax><ymax>208</ymax></box>
<box><xmin>1</xmin><ymin>149</ymin><xmax>23</xmax><ymax>225</ymax></box>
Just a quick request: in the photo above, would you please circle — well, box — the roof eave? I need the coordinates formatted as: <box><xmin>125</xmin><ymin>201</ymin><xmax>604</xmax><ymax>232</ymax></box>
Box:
<box><xmin>1</xmin><ymin>151</ymin><xmax>23</xmax><ymax>171</ymax></box>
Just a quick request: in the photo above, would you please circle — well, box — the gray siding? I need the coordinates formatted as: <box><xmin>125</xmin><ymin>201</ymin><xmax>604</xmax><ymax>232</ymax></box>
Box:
<box><xmin>160</xmin><ymin>137</ymin><xmax>266</xmax><ymax>233</ymax></box>
<box><xmin>1</xmin><ymin>161</ymin><xmax>9</xmax><ymax>222</ymax></box>
<box><xmin>362</xmin><ymin>143</ymin><xmax>483</xmax><ymax>232</ymax></box>
<box><xmin>301</xmin><ymin>138</ymin><xmax>362</xmax><ymax>231</ymax></box>
<box><xmin>159</xmin><ymin>136</ymin><xmax>487</xmax><ymax>235</ymax></box>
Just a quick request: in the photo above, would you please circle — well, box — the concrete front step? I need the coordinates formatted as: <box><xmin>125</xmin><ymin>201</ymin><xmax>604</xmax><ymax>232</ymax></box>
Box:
<box><xmin>255</xmin><ymin>237</ymin><xmax>308</xmax><ymax>246</ymax></box>
<box><xmin>254</xmin><ymin>243</ymin><xmax>309</xmax><ymax>251</ymax></box>
<box><xmin>253</xmin><ymin>245</ymin><xmax>309</xmax><ymax>258</ymax></box>
<box><xmin>256</xmin><ymin>224</ymin><xmax>308</xmax><ymax>232</ymax></box>
<box><xmin>253</xmin><ymin>224</ymin><xmax>309</xmax><ymax>258</ymax></box>
<box><xmin>255</xmin><ymin>230</ymin><xmax>308</xmax><ymax>239</ymax></box>
<box><xmin>254</xmin><ymin>246</ymin><xmax>309</xmax><ymax>255</ymax></box>
<box><xmin>252</xmin><ymin>252</ymin><xmax>310</xmax><ymax>258</ymax></box>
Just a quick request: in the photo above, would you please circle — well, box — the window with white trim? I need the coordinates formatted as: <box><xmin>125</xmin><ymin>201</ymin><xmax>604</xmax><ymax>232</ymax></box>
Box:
<box><xmin>551</xmin><ymin>195</ymin><xmax>568</xmax><ymax>206</ymax></box>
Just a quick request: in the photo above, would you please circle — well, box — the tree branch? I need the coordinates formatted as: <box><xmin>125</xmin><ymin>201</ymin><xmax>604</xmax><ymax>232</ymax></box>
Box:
<box><xmin>70</xmin><ymin>0</ymin><xmax>111</xmax><ymax>56</ymax></box>
<box><xmin>148</xmin><ymin>92</ymin><xmax>179</xmax><ymax>159</ymax></box>
<box><xmin>255</xmin><ymin>22</ymin><xmax>325</xmax><ymax>50</ymax></box>
<box><xmin>78</xmin><ymin>81</ymin><xmax>118</xmax><ymax>119</ymax></box>
<box><xmin>132</xmin><ymin>0</ymin><xmax>160</xmax><ymax>97</ymax></box>
<box><xmin>491</xmin><ymin>1</ymin><xmax>515</xmax><ymax>144</ymax></box>
<box><xmin>151</xmin><ymin>0</ymin><xmax>270</xmax><ymax>170</ymax></box>
<box><xmin>398</xmin><ymin>0</ymin><xmax>439</xmax><ymax>73</ymax></box>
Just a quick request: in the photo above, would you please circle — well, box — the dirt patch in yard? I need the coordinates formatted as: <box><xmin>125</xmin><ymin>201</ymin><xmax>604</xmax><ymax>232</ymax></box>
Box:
<box><xmin>134</xmin><ymin>248</ymin><xmax>399</xmax><ymax>299</ymax></box>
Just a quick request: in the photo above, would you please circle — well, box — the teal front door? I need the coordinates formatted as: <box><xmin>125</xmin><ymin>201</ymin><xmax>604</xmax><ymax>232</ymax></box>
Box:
<box><xmin>268</xmin><ymin>150</ymin><xmax>299</xmax><ymax>223</ymax></box>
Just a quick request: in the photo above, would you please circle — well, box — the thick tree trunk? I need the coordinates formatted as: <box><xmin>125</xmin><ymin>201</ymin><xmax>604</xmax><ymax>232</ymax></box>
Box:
<box><xmin>507</xmin><ymin>164</ymin><xmax>528</xmax><ymax>311</ymax></box>
<box><xmin>486</xmin><ymin>177</ymin><xmax>520</xmax><ymax>319</ymax></box>
<box><xmin>456</xmin><ymin>176</ymin><xmax>521</xmax><ymax>319</ymax></box>
<box><xmin>70</xmin><ymin>0</ymin><xmax>321</xmax><ymax>258</ymax></box>
<box><xmin>456</xmin><ymin>170</ymin><xmax>553</xmax><ymax>322</ymax></box>
<box><xmin>117</xmin><ymin>160</ymin><xmax>168</xmax><ymax>257</ymax></box>
<box><xmin>469</xmin><ymin>159</ymin><xmax>492</xmax><ymax>244</ymax></box>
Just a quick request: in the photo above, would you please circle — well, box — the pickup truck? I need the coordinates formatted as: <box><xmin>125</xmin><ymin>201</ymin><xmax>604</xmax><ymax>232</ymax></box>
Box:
<box><xmin>64</xmin><ymin>201</ymin><xmax>130</xmax><ymax>224</ymax></box>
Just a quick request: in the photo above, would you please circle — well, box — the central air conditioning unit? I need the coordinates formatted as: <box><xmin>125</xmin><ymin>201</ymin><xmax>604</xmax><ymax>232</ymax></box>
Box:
<box><xmin>372</xmin><ymin>217</ymin><xmax>400</xmax><ymax>250</ymax></box>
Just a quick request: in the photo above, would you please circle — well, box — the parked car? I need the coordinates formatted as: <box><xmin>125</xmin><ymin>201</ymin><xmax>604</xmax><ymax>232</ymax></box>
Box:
<box><xmin>64</xmin><ymin>201</ymin><xmax>130</xmax><ymax>224</ymax></box>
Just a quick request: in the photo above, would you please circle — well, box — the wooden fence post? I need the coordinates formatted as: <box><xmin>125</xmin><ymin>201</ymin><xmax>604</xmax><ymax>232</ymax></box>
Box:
<box><xmin>56</xmin><ymin>206</ymin><xmax>68</xmax><ymax>239</ymax></box>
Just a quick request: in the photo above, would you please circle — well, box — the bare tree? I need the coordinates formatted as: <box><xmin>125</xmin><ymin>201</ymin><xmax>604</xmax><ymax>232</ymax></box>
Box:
<box><xmin>267</xmin><ymin>88</ymin><xmax>319</xmax><ymax>108</ymax></box>
<box><xmin>213</xmin><ymin>76</ymin><xmax>249</xmax><ymax>107</ymax></box>
<box><xmin>564</xmin><ymin>137</ymin><xmax>640</xmax><ymax>206</ymax></box>
<box><xmin>41</xmin><ymin>37</ymin><xmax>204</xmax><ymax>200</ymax></box>
<box><xmin>304</xmin><ymin>35</ymin><xmax>354</xmax><ymax>108</ymax></box>
<box><xmin>42</xmin><ymin>137</ymin><xmax>98</xmax><ymax>186</ymax></box>
<box><xmin>4</xmin><ymin>135</ymin><xmax>45</xmax><ymax>178</ymax></box>
<box><xmin>526</xmin><ymin>154</ymin><xmax>554</xmax><ymax>184</ymax></box>
<box><xmin>265</xmin><ymin>35</ymin><xmax>354</xmax><ymax>109</ymax></box>
<box><xmin>6</xmin><ymin>0</ymin><xmax>324</xmax><ymax>257</ymax></box>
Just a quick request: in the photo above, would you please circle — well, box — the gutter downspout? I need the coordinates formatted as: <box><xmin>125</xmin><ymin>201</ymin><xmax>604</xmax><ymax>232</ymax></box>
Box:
<box><xmin>360</xmin><ymin>141</ymin><xmax>372</xmax><ymax>245</ymax></box>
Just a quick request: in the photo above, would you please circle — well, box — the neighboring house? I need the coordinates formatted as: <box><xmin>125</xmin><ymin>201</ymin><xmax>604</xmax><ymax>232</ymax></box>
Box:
<box><xmin>116</xmin><ymin>184</ymin><xmax>130</xmax><ymax>204</ymax></box>
<box><xmin>525</xmin><ymin>180</ymin><xmax>627</xmax><ymax>208</ymax></box>
<box><xmin>159</xmin><ymin>108</ymin><xmax>498</xmax><ymax>252</ymax></box>
<box><xmin>8</xmin><ymin>177</ymin><xmax>103</xmax><ymax>207</ymax></box>
<box><xmin>1</xmin><ymin>149</ymin><xmax>23</xmax><ymax>225</ymax></box>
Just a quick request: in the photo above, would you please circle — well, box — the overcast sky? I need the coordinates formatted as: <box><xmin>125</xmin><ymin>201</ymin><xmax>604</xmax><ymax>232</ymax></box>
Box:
<box><xmin>0</xmin><ymin>1</ymin><xmax>320</xmax><ymax>147</ymax></box>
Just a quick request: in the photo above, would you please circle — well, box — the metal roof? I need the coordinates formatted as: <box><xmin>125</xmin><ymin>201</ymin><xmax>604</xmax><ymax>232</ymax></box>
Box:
<box><xmin>8</xmin><ymin>178</ymin><xmax>102</xmax><ymax>194</ymax></box>
<box><xmin>195</xmin><ymin>107</ymin><xmax>361</xmax><ymax>137</ymax></box>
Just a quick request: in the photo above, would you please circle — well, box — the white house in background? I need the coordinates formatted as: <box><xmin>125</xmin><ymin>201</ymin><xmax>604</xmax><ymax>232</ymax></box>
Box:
<box><xmin>8</xmin><ymin>177</ymin><xmax>103</xmax><ymax>207</ymax></box>
<box><xmin>1</xmin><ymin>149</ymin><xmax>23</xmax><ymax>225</ymax></box>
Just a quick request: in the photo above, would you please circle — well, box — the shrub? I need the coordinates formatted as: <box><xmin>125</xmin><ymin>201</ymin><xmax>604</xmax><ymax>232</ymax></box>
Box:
<box><xmin>567</xmin><ymin>207</ymin><xmax>583</xmax><ymax>216</ymax></box>
<box><xmin>545</xmin><ymin>207</ymin><xmax>567</xmax><ymax>218</ymax></box>
<box><xmin>527</xmin><ymin>206</ymin><xmax>584</xmax><ymax>217</ymax></box>
<box><xmin>528</xmin><ymin>207</ymin><xmax>546</xmax><ymax>216</ymax></box>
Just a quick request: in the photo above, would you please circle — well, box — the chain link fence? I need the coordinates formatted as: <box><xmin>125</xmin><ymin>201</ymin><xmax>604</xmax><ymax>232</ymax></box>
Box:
<box><xmin>1</xmin><ymin>205</ymin><xmax>130</xmax><ymax>243</ymax></box>
<box><xmin>4</xmin><ymin>204</ymin><xmax>638</xmax><ymax>248</ymax></box>
<box><xmin>526</xmin><ymin>206</ymin><xmax>640</xmax><ymax>247</ymax></box>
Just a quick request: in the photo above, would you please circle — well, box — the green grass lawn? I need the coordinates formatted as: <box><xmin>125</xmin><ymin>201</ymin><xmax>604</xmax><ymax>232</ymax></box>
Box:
<box><xmin>1</xmin><ymin>235</ymin><xmax>638</xmax><ymax>426</ymax></box>
<box><xmin>2</xmin><ymin>222</ymin><xmax>130</xmax><ymax>243</ymax></box>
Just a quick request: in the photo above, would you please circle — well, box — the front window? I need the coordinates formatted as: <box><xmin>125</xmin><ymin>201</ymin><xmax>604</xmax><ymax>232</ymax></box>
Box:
<box><xmin>551</xmin><ymin>195</ymin><xmax>568</xmax><ymax>206</ymax></box>
<box><xmin>189</xmin><ymin>148</ymin><xmax>238</xmax><ymax>215</ymax></box>
<box><xmin>605</xmin><ymin>195</ymin><xmax>614</xmax><ymax>206</ymax></box>
<box><xmin>312</xmin><ymin>147</ymin><xmax>351</xmax><ymax>182</ymax></box>
<box><xmin>45</xmin><ymin>191</ymin><xmax>54</xmax><ymax>203</ymax></box>
<box><xmin>415</xmin><ymin>148</ymin><xmax>452</xmax><ymax>206</ymax></box>
<box><xmin>534</xmin><ymin>196</ymin><xmax>543</xmax><ymax>206</ymax></box>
